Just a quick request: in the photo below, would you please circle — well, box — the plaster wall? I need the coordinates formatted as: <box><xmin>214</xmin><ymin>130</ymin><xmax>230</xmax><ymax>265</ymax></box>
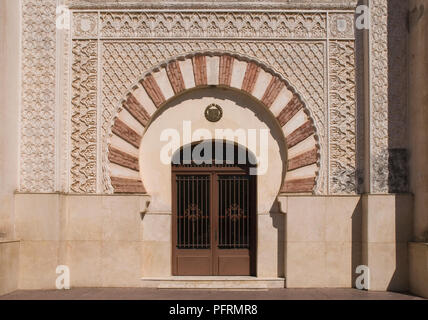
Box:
<box><xmin>13</xmin><ymin>192</ymin><xmax>414</xmax><ymax>289</ymax></box>
<box><xmin>12</xmin><ymin>193</ymin><xmax>283</xmax><ymax>286</ymax></box>
<box><xmin>14</xmin><ymin>194</ymin><xmax>149</xmax><ymax>289</ymax></box>
<box><xmin>408</xmin><ymin>0</ymin><xmax>428</xmax><ymax>299</ymax></box>
<box><xmin>0</xmin><ymin>241</ymin><xmax>19</xmax><ymax>295</ymax></box>
<box><xmin>362</xmin><ymin>194</ymin><xmax>413</xmax><ymax>292</ymax></box>
<box><xmin>409</xmin><ymin>0</ymin><xmax>428</xmax><ymax>242</ymax></box>
<box><xmin>0</xmin><ymin>0</ymin><xmax>20</xmax><ymax>241</ymax></box>
<box><xmin>408</xmin><ymin>242</ymin><xmax>428</xmax><ymax>298</ymax></box>
<box><xmin>282</xmin><ymin>194</ymin><xmax>413</xmax><ymax>290</ymax></box>
<box><xmin>0</xmin><ymin>0</ymin><xmax>21</xmax><ymax>296</ymax></box>
<box><xmin>281</xmin><ymin>196</ymin><xmax>362</xmax><ymax>288</ymax></box>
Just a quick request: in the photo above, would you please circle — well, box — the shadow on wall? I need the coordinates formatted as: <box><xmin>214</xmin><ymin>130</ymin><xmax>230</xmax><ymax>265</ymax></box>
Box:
<box><xmin>355</xmin><ymin>0</ymin><xmax>410</xmax><ymax>194</ymax></box>
<box><xmin>351</xmin><ymin>197</ymin><xmax>362</xmax><ymax>287</ymax></box>
<box><xmin>387</xmin><ymin>195</ymin><xmax>413</xmax><ymax>292</ymax></box>
<box><xmin>271</xmin><ymin>207</ymin><xmax>285</xmax><ymax>278</ymax></box>
<box><xmin>387</xmin><ymin>0</ymin><xmax>409</xmax><ymax>194</ymax></box>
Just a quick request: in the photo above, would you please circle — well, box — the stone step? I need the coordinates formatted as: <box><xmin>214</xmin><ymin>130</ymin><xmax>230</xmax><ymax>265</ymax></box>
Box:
<box><xmin>141</xmin><ymin>277</ymin><xmax>285</xmax><ymax>290</ymax></box>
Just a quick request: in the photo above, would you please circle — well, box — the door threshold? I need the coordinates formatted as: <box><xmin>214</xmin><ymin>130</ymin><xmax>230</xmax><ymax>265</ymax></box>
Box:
<box><xmin>142</xmin><ymin>276</ymin><xmax>283</xmax><ymax>280</ymax></box>
<box><xmin>140</xmin><ymin>276</ymin><xmax>285</xmax><ymax>289</ymax></box>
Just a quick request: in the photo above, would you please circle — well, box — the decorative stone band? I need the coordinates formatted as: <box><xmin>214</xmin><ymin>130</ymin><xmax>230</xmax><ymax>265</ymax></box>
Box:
<box><xmin>108</xmin><ymin>53</ymin><xmax>320</xmax><ymax>194</ymax></box>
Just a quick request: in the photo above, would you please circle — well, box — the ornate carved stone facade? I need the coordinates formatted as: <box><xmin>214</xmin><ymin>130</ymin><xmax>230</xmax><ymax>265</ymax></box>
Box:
<box><xmin>20</xmin><ymin>0</ymin><xmax>57</xmax><ymax>192</ymax></box>
<box><xmin>369</xmin><ymin>0</ymin><xmax>389</xmax><ymax>193</ymax></box>
<box><xmin>64</xmin><ymin>9</ymin><xmax>356</xmax><ymax>195</ymax></box>
<box><xmin>71</xmin><ymin>40</ymin><xmax>98</xmax><ymax>193</ymax></box>
<box><xmin>19</xmin><ymin>2</ymin><xmax>371</xmax><ymax>196</ymax></box>
<box><xmin>100</xmin><ymin>39</ymin><xmax>329</xmax><ymax>194</ymax></box>
<box><xmin>329</xmin><ymin>40</ymin><xmax>356</xmax><ymax>194</ymax></box>
<box><xmin>98</xmin><ymin>12</ymin><xmax>327</xmax><ymax>39</ymax></box>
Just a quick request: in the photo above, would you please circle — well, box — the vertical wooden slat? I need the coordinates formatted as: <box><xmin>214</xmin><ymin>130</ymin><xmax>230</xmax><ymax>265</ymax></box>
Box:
<box><xmin>185</xmin><ymin>177</ymin><xmax>188</xmax><ymax>248</ymax></box>
<box><xmin>219</xmin><ymin>176</ymin><xmax>222</xmax><ymax>247</ymax></box>
<box><xmin>233</xmin><ymin>176</ymin><xmax>236</xmax><ymax>248</ymax></box>
<box><xmin>247</xmin><ymin>178</ymin><xmax>250</xmax><ymax>248</ymax></box>
<box><xmin>177</xmin><ymin>176</ymin><xmax>180</xmax><ymax>247</ymax></box>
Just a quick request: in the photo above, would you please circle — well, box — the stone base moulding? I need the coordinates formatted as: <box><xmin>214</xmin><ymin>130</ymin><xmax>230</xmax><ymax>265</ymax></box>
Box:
<box><xmin>140</xmin><ymin>277</ymin><xmax>285</xmax><ymax>290</ymax></box>
<box><xmin>408</xmin><ymin>242</ymin><xmax>428</xmax><ymax>299</ymax></box>
<box><xmin>362</xmin><ymin>194</ymin><xmax>413</xmax><ymax>292</ymax></box>
<box><xmin>0</xmin><ymin>240</ymin><xmax>20</xmax><ymax>296</ymax></box>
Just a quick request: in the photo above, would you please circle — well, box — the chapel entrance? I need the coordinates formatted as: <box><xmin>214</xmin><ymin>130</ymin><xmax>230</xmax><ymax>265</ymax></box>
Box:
<box><xmin>172</xmin><ymin>140</ymin><xmax>257</xmax><ymax>276</ymax></box>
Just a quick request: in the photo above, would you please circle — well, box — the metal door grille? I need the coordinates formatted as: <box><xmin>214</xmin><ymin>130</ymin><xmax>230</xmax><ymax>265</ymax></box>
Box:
<box><xmin>218</xmin><ymin>175</ymin><xmax>250</xmax><ymax>249</ymax></box>
<box><xmin>176</xmin><ymin>175</ymin><xmax>210</xmax><ymax>249</ymax></box>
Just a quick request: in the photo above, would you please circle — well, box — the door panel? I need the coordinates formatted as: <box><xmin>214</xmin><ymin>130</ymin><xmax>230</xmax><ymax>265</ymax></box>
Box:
<box><xmin>176</xmin><ymin>175</ymin><xmax>210</xmax><ymax>249</ymax></box>
<box><xmin>217</xmin><ymin>175</ymin><xmax>250</xmax><ymax>249</ymax></box>
<box><xmin>218</xmin><ymin>256</ymin><xmax>251</xmax><ymax>275</ymax></box>
<box><xmin>173</xmin><ymin>172</ymin><xmax>256</xmax><ymax>276</ymax></box>
<box><xmin>173</xmin><ymin>175</ymin><xmax>212</xmax><ymax>276</ymax></box>
<box><xmin>215</xmin><ymin>175</ymin><xmax>254</xmax><ymax>276</ymax></box>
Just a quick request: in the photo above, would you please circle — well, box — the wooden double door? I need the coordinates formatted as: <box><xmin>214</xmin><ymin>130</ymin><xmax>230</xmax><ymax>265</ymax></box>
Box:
<box><xmin>172</xmin><ymin>168</ymin><xmax>257</xmax><ymax>276</ymax></box>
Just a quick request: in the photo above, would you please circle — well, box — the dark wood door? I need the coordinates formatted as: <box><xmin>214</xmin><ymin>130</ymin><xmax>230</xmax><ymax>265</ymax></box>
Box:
<box><xmin>172</xmin><ymin>169</ymin><xmax>256</xmax><ymax>276</ymax></box>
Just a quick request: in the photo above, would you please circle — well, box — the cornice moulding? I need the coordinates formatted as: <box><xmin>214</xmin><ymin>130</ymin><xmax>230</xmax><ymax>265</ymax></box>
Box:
<box><xmin>68</xmin><ymin>1</ymin><xmax>358</xmax><ymax>10</ymax></box>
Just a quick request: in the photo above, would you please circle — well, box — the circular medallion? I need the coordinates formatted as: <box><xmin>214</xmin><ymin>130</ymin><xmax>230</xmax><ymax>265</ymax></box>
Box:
<box><xmin>205</xmin><ymin>104</ymin><xmax>223</xmax><ymax>123</ymax></box>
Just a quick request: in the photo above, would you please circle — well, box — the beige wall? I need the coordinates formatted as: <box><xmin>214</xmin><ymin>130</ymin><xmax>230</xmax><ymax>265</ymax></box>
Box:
<box><xmin>282</xmin><ymin>194</ymin><xmax>413</xmax><ymax>290</ymax></box>
<box><xmin>362</xmin><ymin>194</ymin><xmax>413</xmax><ymax>292</ymax></box>
<box><xmin>408</xmin><ymin>243</ymin><xmax>428</xmax><ymax>298</ymax></box>
<box><xmin>281</xmin><ymin>196</ymin><xmax>362</xmax><ymax>288</ymax></box>
<box><xmin>0</xmin><ymin>0</ymin><xmax>20</xmax><ymax>240</ymax></box>
<box><xmin>408</xmin><ymin>0</ymin><xmax>428</xmax><ymax>299</ymax></box>
<box><xmin>409</xmin><ymin>0</ymin><xmax>428</xmax><ymax>241</ymax></box>
<box><xmin>0</xmin><ymin>241</ymin><xmax>19</xmax><ymax>295</ymax></box>
<box><xmin>12</xmin><ymin>193</ymin><xmax>416</xmax><ymax>290</ymax></box>
<box><xmin>15</xmin><ymin>194</ymin><xmax>149</xmax><ymax>289</ymax></box>
<box><xmin>14</xmin><ymin>193</ymin><xmax>285</xmax><ymax>285</ymax></box>
<box><xmin>0</xmin><ymin>0</ymin><xmax>20</xmax><ymax>296</ymax></box>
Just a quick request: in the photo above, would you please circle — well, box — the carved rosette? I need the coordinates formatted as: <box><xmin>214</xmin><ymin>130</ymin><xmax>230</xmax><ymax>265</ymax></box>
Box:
<box><xmin>329</xmin><ymin>13</ymin><xmax>355</xmax><ymax>39</ymax></box>
<box><xmin>73</xmin><ymin>12</ymin><xmax>98</xmax><ymax>38</ymax></box>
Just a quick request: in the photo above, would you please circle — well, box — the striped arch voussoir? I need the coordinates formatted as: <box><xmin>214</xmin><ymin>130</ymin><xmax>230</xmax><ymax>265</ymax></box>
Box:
<box><xmin>107</xmin><ymin>52</ymin><xmax>320</xmax><ymax>194</ymax></box>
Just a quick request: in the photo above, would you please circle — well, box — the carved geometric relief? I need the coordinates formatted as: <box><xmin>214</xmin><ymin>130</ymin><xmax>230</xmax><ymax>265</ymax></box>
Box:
<box><xmin>100</xmin><ymin>40</ymin><xmax>328</xmax><ymax>194</ymax></box>
<box><xmin>99</xmin><ymin>12</ymin><xmax>327</xmax><ymax>39</ymax></box>
<box><xmin>60</xmin><ymin>25</ymin><xmax>71</xmax><ymax>193</ymax></box>
<box><xmin>20</xmin><ymin>0</ymin><xmax>57</xmax><ymax>192</ymax></box>
<box><xmin>329</xmin><ymin>40</ymin><xmax>357</xmax><ymax>194</ymax></box>
<box><xmin>71</xmin><ymin>40</ymin><xmax>98</xmax><ymax>193</ymax></box>
<box><xmin>370</xmin><ymin>0</ymin><xmax>389</xmax><ymax>193</ymax></box>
